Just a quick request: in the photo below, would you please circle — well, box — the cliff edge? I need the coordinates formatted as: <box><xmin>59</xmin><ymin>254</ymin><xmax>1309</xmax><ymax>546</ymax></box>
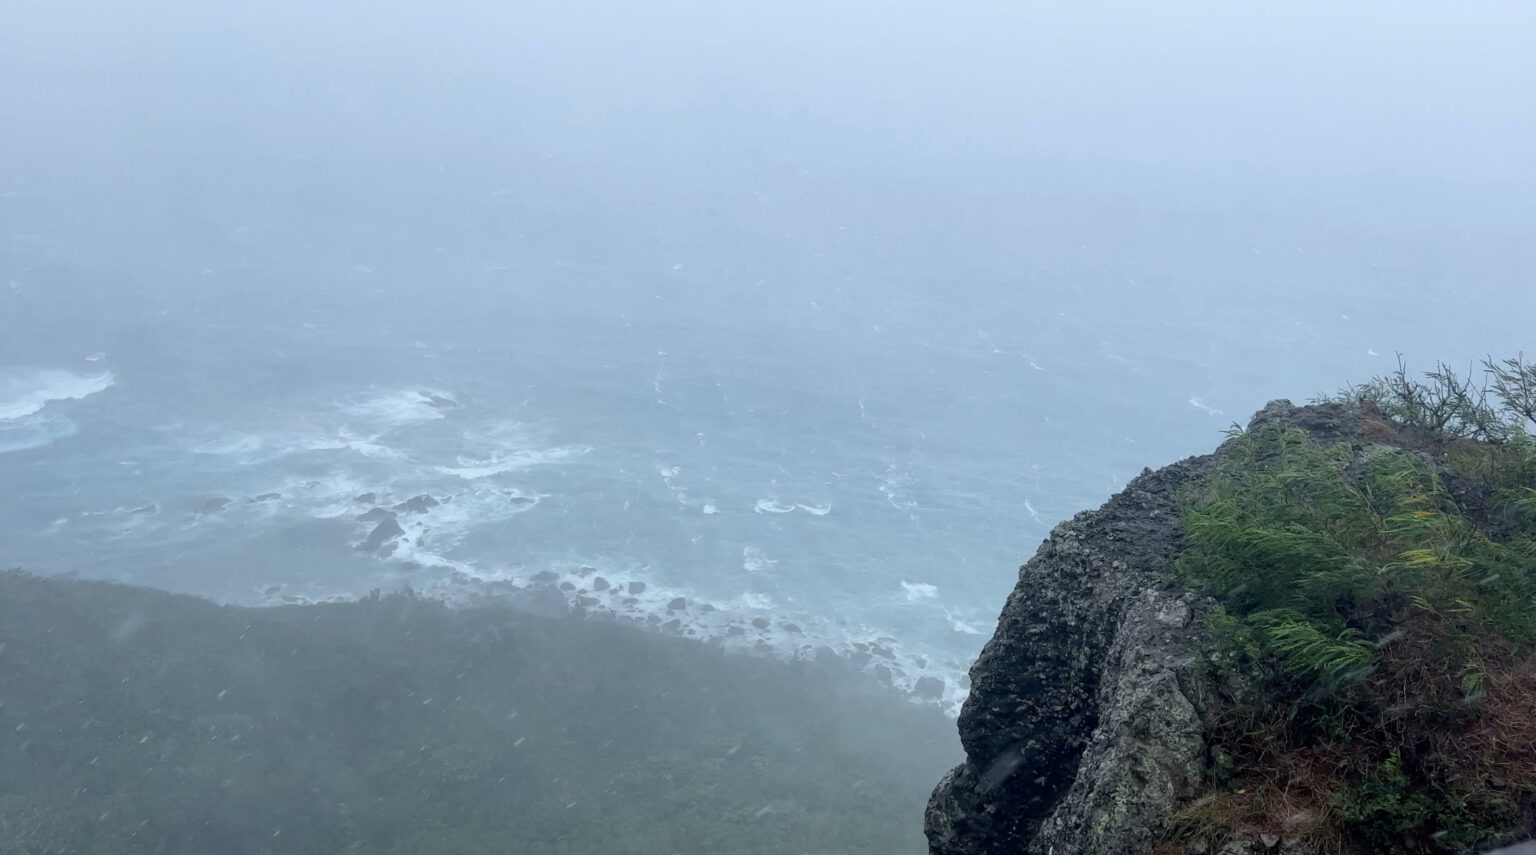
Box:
<box><xmin>925</xmin><ymin>401</ymin><xmax>1401</xmax><ymax>855</ymax></box>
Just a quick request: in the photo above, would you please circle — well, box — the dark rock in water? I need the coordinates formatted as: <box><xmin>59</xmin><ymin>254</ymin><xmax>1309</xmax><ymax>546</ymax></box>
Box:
<box><xmin>577</xmin><ymin>566</ymin><xmax>595</xmax><ymax>577</ymax></box>
<box><xmin>871</xmin><ymin>644</ymin><xmax>894</xmax><ymax>659</ymax></box>
<box><xmin>698</xmin><ymin>603</ymin><xmax>716</xmax><ymax>613</ymax></box>
<box><xmin>661</xmin><ymin>618</ymin><xmax>682</xmax><ymax>632</ymax></box>
<box><xmin>576</xmin><ymin>596</ymin><xmax>600</xmax><ymax>608</ymax></box>
<box><xmin>559</xmin><ymin>582</ymin><xmax>576</xmax><ymax>592</ymax></box>
<box><xmin>128</xmin><ymin>504</ymin><xmax>157</xmax><ymax>515</ymax></box>
<box><xmin>507</xmin><ymin>495</ymin><xmax>536</xmax><ymax>507</ymax></box>
<box><xmin>645</xmin><ymin>614</ymin><xmax>661</xmax><ymax>624</ymax></box>
<box><xmin>356</xmin><ymin>508</ymin><xmax>396</xmax><ymax>523</ymax></box>
<box><xmin>592</xmin><ymin>577</ymin><xmax>610</xmax><ymax>592</ymax></box>
<box><xmin>249</xmin><ymin>493</ymin><xmax>281</xmax><ymax>503</ymax></box>
<box><xmin>926</xmin><ymin>401</ymin><xmax>1375</xmax><ymax>855</ymax></box>
<box><xmin>621</xmin><ymin>597</ymin><xmax>639</xmax><ymax>606</ymax></box>
<box><xmin>727</xmin><ymin>625</ymin><xmax>746</xmax><ymax>636</ymax></box>
<box><xmin>850</xmin><ymin>651</ymin><xmax>873</xmax><ymax>668</ymax></box>
<box><xmin>197</xmin><ymin>497</ymin><xmax>231</xmax><ymax>514</ymax></box>
<box><xmin>782</xmin><ymin>622</ymin><xmax>803</xmax><ymax>634</ymax></box>
<box><xmin>913</xmin><ymin>656</ymin><xmax>928</xmax><ymax>669</ymax></box>
<box><xmin>391</xmin><ymin>494</ymin><xmax>441</xmax><ymax>514</ymax></box>
<box><xmin>873</xmin><ymin>665</ymin><xmax>894</xmax><ymax>685</ymax></box>
<box><xmin>667</xmin><ymin>597</ymin><xmax>687</xmax><ymax>611</ymax></box>
<box><xmin>357</xmin><ymin>518</ymin><xmax>405</xmax><ymax>554</ymax></box>
<box><xmin>914</xmin><ymin>676</ymin><xmax>945</xmax><ymax>700</ymax></box>
<box><xmin>263</xmin><ymin>585</ymin><xmax>282</xmax><ymax>596</ymax></box>
<box><xmin>627</xmin><ymin>581</ymin><xmax>646</xmax><ymax>595</ymax></box>
<box><xmin>530</xmin><ymin>571</ymin><xmax>560</xmax><ymax>584</ymax></box>
<box><xmin>354</xmin><ymin>492</ymin><xmax>378</xmax><ymax>504</ymax></box>
<box><xmin>751</xmin><ymin>617</ymin><xmax>770</xmax><ymax>630</ymax></box>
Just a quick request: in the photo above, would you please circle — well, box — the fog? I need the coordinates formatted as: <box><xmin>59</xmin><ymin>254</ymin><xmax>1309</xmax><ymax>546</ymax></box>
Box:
<box><xmin>0</xmin><ymin>0</ymin><xmax>1532</xmax><ymax>850</ymax></box>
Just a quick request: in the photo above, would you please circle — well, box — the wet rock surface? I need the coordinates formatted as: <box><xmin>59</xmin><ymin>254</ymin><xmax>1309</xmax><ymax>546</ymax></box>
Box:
<box><xmin>926</xmin><ymin>402</ymin><xmax>1369</xmax><ymax>855</ymax></box>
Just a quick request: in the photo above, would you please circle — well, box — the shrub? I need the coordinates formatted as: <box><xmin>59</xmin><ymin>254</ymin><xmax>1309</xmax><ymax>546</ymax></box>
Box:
<box><xmin>1171</xmin><ymin>357</ymin><xmax>1536</xmax><ymax>853</ymax></box>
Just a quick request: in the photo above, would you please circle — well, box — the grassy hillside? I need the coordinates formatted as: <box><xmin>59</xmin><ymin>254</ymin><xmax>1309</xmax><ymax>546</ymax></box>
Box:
<box><xmin>0</xmin><ymin>572</ymin><xmax>957</xmax><ymax>855</ymax></box>
<box><xmin>1170</xmin><ymin>357</ymin><xmax>1536</xmax><ymax>853</ymax></box>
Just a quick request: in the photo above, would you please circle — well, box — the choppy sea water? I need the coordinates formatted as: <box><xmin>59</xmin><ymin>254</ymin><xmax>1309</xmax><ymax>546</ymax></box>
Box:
<box><xmin>3</xmin><ymin>176</ymin><xmax>1528</xmax><ymax>715</ymax></box>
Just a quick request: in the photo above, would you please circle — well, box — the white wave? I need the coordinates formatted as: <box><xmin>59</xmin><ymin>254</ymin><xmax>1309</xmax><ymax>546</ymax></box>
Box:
<box><xmin>192</xmin><ymin>433</ymin><xmax>266</xmax><ymax>457</ymax></box>
<box><xmin>734</xmin><ymin>591</ymin><xmax>775</xmax><ymax>610</ymax></box>
<box><xmin>302</xmin><ymin>430</ymin><xmax>403</xmax><ymax>459</ymax></box>
<box><xmin>901</xmin><ymin>581</ymin><xmax>938</xmax><ymax>602</ymax></box>
<box><xmin>85</xmin><ymin>352</ymin><xmax>106</xmax><ymax>363</ymax></box>
<box><xmin>658</xmin><ymin>465</ymin><xmax>681</xmax><ymax>479</ymax></box>
<box><xmin>342</xmin><ymin>388</ymin><xmax>456</xmax><ymax>426</ymax></box>
<box><xmin>754</xmin><ymin>498</ymin><xmax>796</xmax><ymax>514</ymax></box>
<box><xmin>945</xmin><ymin>610</ymin><xmax>984</xmax><ymax>635</ymax></box>
<box><xmin>1024</xmin><ymin>498</ymin><xmax>1045</xmax><ymax>525</ymax></box>
<box><xmin>742</xmin><ymin>546</ymin><xmax>777</xmax><ymax>573</ymax></box>
<box><xmin>796</xmin><ymin>503</ymin><xmax>832</xmax><ymax>516</ymax></box>
<box><xmin>0</xmin><ymin>413</ymin><xmax>79</xmax><ymax>454</ymax></box>
<box><xmin>438</xmin><ymin>445</ymin><xmax>585</xmax><ymax>480</ymax></box>
<box><xmin>702</xmin><ymin>503</ymin><xmax>720</xmax><ymax>515</ymax></box>
<box><xmin>0</xmin><ymin>369</ymin><xmax>115</xmax><ymax>421</ymax></box>
<box><xmin>1188</xmin><ymin>396</ymin><xmax>1223</xmax><ymax>417</ymax></box>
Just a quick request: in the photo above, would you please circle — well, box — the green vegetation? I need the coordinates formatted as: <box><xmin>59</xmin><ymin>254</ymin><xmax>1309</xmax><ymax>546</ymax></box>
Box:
<box><xmin>1169</xmin><ymin>356</ymin><xmax>1536</xmax><ymax>854</ymax></box>
<box><xmin>0</xmin><ymin>573</ymin><xmax>956</xmax><ymax>855</ymax></box>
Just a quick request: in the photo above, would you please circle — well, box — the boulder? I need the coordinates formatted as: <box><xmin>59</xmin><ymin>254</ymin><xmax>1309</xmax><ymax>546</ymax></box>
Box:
<box><xmin>391</xmin><ymin>495</ymin><xmax>441</xmax><ymax>514</ymax></box>
<box><xmin>357</xmin><ymin>518</ymin><xmax>405</xmax><ymax>555</ymax></box>
<box><xmin>926</xmin><ymin>402</ymin><xmax>1372</xmax><ymax>855</ymax></box>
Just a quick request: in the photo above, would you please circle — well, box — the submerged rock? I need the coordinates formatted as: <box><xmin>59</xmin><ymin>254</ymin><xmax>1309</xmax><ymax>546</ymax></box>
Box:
<box><xmin>197</xmin><ymin>497</ymin><xmax>231</xmax><ymax>514</ymax></box>
<box><xmin>249</xmin><ymin>493</ymin><xmax>282</xmax><ymax>503</ymax></box>
<box><xmin>354</xmin><ymin>492</ymin><xmax>378</xmax><ymax>504</ymax></box>
<box><xmin>914</xmin><ymin>676</ymin><xmax>945</xmax><ymax>700</ymax></box>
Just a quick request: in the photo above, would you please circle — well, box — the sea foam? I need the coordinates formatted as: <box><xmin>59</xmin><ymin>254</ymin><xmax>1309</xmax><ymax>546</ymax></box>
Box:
<box><xmin>0</xmin><ymin>369</ymin><xmax>115</xmax><ymax>421</ymax></box>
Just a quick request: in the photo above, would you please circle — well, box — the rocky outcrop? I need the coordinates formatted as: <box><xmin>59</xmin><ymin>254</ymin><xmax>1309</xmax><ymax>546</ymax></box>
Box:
<box><xmin>926</xmin><ymin>401</ymin><xmax>1372</xmax><ymax>855</ymax></box>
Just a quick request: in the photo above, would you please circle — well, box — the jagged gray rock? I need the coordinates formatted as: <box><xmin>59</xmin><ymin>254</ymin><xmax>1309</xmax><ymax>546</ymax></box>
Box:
<box><xmin>926</xmin><ymin>401</ymin><xmax>1368</xmax><ymax>855</ymax></box>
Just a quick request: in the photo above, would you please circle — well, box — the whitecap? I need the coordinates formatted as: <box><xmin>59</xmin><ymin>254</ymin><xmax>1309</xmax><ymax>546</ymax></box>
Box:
<box><xmin>734</xmin><ymin>591</ymin><xmax>775</xmax><ymax>610</ymax></box>
<box><xmin>438</xmin><ymin>445</ymin><xmax>585</xmax><ymax>480</ymax></box>
<box><xmin>658</xmin><ymin>465</ymin><xmax>681</xmax><ymax>479</ymax></box>
<box><xmin>302</xmin><ymin>430</ymin><xmax>403</xmax><ymax>460</ymax></box>
<box><xmin>945</xmin><ymin>610</ymin><xmax>984</xmax><ymax>635</ymax></box>
<box><xmin>753</xmin><ymin>498</ymin><xmax>796</xmax><ymax>514</ymax></box>
<box><xmin>742</xmin><ymin>546</ymin><xmax>777</xmax><ymax>573</ymax></box>
<box><xmin>0</xmin><ymin>413</ymin><xmax>78</xmax><ymax>454</ymax></box>
<box><xmin>796</xmin><ymin>503</ymin><xmax>831</xmax><ymax>516</ymax></box>
<box><xmin>702</xmin><ymin>503</ymin><xmax>719</xmax><ymax>515</ymax></box>
<box><xmin>192</xmin><ymin>433</ymin><xmax>266</xmax><ymax>457</ymax></box>
<box><xmin>901</xmin><ymin>581</ymin><xmax>938</xmax><ymax>602</ymax></box>
<box><xmin>1188</xmin><ymin>396</ymin><xmax>1222</xmax><ymax>417</ymax></box>
<box><xmin>342</xmin><ymin>388</ymin><xmax>456</xmax><ymax>426</ymax></box>
<box><xmin>0</xmin><ymin>369</ymin><xmax>115</xmax><ymax>421</ymax></box>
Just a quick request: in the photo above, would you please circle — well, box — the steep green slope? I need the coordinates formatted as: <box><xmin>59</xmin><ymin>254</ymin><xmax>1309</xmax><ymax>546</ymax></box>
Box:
<box><xmin>0</xmin><ymin>572</ymin><xmax>956</xmax><ymax>855</ymax></box>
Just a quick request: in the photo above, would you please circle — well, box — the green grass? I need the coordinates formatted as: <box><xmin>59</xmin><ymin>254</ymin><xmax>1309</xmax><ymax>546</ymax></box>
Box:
<box><xmin>0</xmin><ymin>572</ymin><xmax>957</xmax><ymax>855</ymax></box>
<box><xmin>1169</xmin><ymin>358</ymin><xmax>1536</xmax><ymax>853</ymax></box>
